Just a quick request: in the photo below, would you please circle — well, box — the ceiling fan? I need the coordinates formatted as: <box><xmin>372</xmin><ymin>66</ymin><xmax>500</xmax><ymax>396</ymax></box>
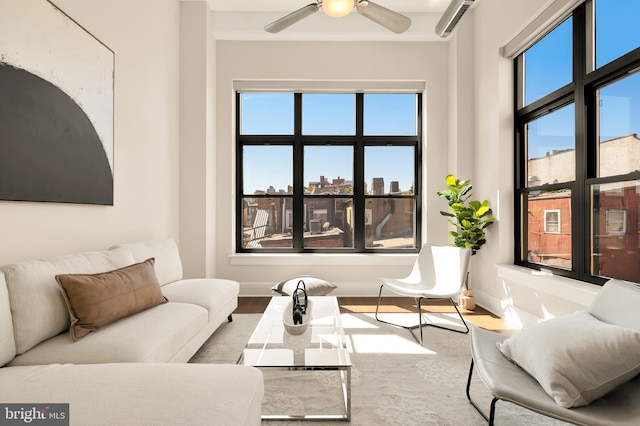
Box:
<box><xmin>264</xmin><ymin>0</ymin><xmax>412</xmax><ymax>34</ymax></box>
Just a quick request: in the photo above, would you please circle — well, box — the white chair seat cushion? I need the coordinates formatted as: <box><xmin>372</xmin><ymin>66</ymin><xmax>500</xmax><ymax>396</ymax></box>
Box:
<box><xmin>8</xmin><ymin>303</ymin><xmax>207</xmax><ymax>366</ymax></box>
<box><xmin>378</xmin><ymin>278</ymin><xmax>455</xmax><ymax>298</ymax></box>
<box><xmin>497</xmin><ymin>310</ymin><xmax>640</xmax><ymax>408</ymax></box>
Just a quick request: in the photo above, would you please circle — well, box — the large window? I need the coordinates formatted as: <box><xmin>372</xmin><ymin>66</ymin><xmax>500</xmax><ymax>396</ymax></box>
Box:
<box><xmin>515</xmin><ymin>0</ymin><xmax>640</xmax><ymax>284</ymax></box>
<box><xmin>237</xmin><ymin>92</ymin><xmax>421</xmax><ymax>253</ymax></box>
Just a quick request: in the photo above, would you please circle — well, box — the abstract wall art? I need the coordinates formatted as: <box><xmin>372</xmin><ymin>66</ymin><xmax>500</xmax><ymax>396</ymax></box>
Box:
<box><xmin>0</xmin><ymin>0</ymin><xmax>114</xmax><ymax>205</ymax></box>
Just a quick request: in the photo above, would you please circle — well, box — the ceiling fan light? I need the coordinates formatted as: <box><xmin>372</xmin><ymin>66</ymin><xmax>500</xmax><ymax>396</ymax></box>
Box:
<box><xmin>322</xmin><ymin>0</ymin><xmax>354</xmax><ymax>18</ymax></box>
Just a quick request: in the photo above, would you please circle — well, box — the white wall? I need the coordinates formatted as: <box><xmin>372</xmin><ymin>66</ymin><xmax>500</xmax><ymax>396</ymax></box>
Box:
<box><xmin>179</xmin><ymin>1</ymin><xmax>217</xmax><ymax>278</ymax></box>
<box><xmin>457</xmin><ymin>0</ymin><xmax>601</xmax><ymax>327</ymax></box>
<box><xmin>214</xmin><ymin>40</ymin><xmax>452</xmax><ymax>296</ymax></box>
<box><xmin>0</xmin><ymin>0</ymin><xmax>180</xmax><ymax>265</ymax></box>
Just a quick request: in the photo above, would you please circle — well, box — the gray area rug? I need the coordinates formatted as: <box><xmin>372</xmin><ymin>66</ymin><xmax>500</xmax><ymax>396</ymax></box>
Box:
<box><xmin>190</xmin><ymin>313</ymin><xmax>567</xmax><ymax>426</ymax></box>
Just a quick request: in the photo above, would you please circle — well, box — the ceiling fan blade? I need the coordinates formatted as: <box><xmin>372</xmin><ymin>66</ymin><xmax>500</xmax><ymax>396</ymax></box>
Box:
<box><xmin>264</xmin><ymin>3</ymin><xmax>320</xmax><ymax>33</ymax></box>
<box><xmin>356</xmin><ymin>1</ymin><xmax>411</xmax><ymax>34</ymax></box>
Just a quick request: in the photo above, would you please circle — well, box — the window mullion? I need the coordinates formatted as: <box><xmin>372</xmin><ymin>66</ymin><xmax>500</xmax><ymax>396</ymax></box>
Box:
<box><xmin>351</xmin><ymin>94</ymin><xmax>363</xmax><ymax>250</ymax></box>
<box><xmin>235</xmin><ymin>92</ymin><xmax>245</xmax><ymax>252</ymax></box>
<box><xmin>573</xmin><ymin>4</ymin><xmax>587</xmax><ymax>279</ymax></box>
<box><xmin>514</xmin><ymin>56</ymin><xmax>526</xmax><ymax>266</ymax></box>
<box><xmin>293</xmin><ymin>93</ymin><xmax>304</xmax><ymax>251</ymax></box>
<box><xmin>414</xmin><ymin>93</ymin><xmax>423</xmax><ymax>249</ymax></box>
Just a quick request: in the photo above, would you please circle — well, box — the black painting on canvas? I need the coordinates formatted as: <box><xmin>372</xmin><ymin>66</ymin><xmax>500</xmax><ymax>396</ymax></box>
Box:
<box><xmin>0</xmin><ymin>0</ymin><xmax>114</xmax><ymax>205</ymax></box>
<box><xmin>0</xmin><ymin>63</ymin><xmax>113</xmax><ymax>205</ymax></box>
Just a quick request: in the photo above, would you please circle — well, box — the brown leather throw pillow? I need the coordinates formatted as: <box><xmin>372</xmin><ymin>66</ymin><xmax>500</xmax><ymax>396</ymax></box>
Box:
<box><xmin>56</xmin><ymin>258</ymin><xmax>168</xmax><ymax>341</ymax></box>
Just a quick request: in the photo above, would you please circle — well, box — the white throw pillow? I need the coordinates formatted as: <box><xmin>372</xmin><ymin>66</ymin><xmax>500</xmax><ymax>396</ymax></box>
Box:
<box><xmin>272</xmin><ymin>276</ymin><xmax>337</xmax><ymax>296</ymax></box>
<box><xmin>587</xmin><ymin>279</ymin><xmax>640</xmax><ymax>329</ymax></box>
<box><xmin>497</xmin><ymin>310</ymin><xmax>640</xmax><ymax>408</ymax></box>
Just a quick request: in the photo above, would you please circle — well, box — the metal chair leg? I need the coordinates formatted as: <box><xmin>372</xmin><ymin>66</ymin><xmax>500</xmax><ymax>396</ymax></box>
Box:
<box><xmin>419</xmin><ymin>297</ymin><xmax>470</xmax><ymax>335</ymax></box>
<box><xmin>375</xmin><ymin>285</ymin><xmax>428</xmax><ymax>345</ymax></box>
<box><xmin>374</xmin><ymin>284</ymin><xmax>384</xmax><ymax>320</ymax></box>
<box><xmin>376</xmin><ymin>286</ymin><xmax>470</xmax><ymax>345</ymax></box>
<box><xmin>466</xmin><ymin>358</ymin><xmax>498</xmax><ymax>425</ymax></box>
<box><xmin>417</xmin><ymin>297</ymin><xmax>424</xmax><ymax>344</ymax></box>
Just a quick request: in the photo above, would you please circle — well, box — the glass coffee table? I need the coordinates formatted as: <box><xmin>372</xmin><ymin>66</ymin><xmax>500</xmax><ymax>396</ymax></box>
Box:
<box><xmin>237</xmin><ymin>296</ymin><xmax>352</xmax><ymax>421</ymax></box>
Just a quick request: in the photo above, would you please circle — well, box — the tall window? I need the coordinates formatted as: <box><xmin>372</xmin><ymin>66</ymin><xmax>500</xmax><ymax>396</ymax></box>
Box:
<box><xmin>237</xmin><ymin>92</ymin><xmax>422</xmax><ymax>253</ymax></box>
<box><xmin>515</xmin><ymin>0</ymin><xmax>640</xmax><ymax>284</ymax></box>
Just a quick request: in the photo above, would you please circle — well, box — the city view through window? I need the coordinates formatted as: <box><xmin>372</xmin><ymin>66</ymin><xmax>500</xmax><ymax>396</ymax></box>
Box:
<box><xmin>519</xmin><ymin>0</ymin><xmax>640</xmax><ymax>283</ymax></box>
<box><xmin>238</xmin><ymin>93</ymin><xmax>420</xmax><ymax>252</ymax></box>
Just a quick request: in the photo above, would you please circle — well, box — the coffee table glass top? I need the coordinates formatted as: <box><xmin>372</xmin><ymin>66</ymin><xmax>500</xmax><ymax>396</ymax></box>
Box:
<box><xmin>238</xmin><ymin>296</ymin><xmax>351</xmax><ymax>368</ymax></box>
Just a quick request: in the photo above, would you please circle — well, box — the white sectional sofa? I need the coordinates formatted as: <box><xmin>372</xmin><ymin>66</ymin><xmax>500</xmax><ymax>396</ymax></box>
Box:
<box><xmin>0</xmin><ymin>239</ymin><xmax>263</xmax><ymax>425</ymax></box>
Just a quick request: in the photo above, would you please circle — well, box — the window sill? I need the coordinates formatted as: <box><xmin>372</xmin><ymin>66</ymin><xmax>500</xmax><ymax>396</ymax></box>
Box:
<box><xmin>229</xmin><ymin>253</ymin><xmax>417</xmax><ymax>266</ymax></box>
<box><xmin>495</xmin><ymin>264</ymin><xmax>601</xmax><ymax>307</ymax></box>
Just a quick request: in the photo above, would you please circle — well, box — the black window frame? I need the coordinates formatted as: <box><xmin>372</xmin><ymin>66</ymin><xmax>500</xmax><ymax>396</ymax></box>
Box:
<box><xmin>514</xmin><ymin>1</ymin><xmax>640</xmax><ymax>285</ymax></box>
<box><xmin>236</xmin><ymin>91</ymin><xmax>423</xmax><ymax>254</ymax></box>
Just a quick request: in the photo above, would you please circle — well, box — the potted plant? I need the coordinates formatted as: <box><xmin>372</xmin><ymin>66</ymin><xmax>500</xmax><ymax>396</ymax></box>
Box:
<box><xmin>436</xmin><ymin>174</ymin><xmax>495</xmax><ymax>310</ymax></box>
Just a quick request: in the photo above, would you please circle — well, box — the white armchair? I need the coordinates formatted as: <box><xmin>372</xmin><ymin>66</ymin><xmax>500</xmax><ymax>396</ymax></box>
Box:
<box><xmin>375</xmin><ymin>243</ymin><xmax>472</xmax><ymax>345</ymax></box>
<box><xmin>466</xmin><ymin>279</ymin><xmax>640</xmax><ymax>425</ymax></box>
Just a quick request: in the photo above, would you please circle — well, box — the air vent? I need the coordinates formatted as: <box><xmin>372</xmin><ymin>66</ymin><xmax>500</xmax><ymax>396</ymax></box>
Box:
<box><xmin>435</xmin><ymin>0</ymin><xmax>475</xmax><ymax>37</ymax></box>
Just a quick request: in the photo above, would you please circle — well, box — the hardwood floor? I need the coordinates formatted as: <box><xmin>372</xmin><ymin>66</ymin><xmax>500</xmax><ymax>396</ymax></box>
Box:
<box><xmin>235</xmin><ymin>296</ymin><xmax>516</xmax><ymax>334</ymax></box>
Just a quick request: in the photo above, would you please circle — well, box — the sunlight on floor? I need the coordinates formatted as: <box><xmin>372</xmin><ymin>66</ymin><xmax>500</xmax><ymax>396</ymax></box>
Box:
<box><xmin>373</xmin><ymin>312</ymin><xmax>467</xmax><ymax>332</ymax></box>
<box><xmin>347</xmin><ymin>333</ymin><xmax>437</xmax><ymax>355</ymax></box>
<box><xmin>340</xmin><ymin>313</ymin><xmax>438</xmax><ymax>355</ymax></box>
<box><xmin>340</xmin><ymin>313</ymin><xmax>381</xmax><ymax>329</ymax></box>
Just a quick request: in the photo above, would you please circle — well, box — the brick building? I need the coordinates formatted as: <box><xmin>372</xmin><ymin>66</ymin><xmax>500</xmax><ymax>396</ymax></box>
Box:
<box><xmin>527</xmin><ymin>134</ymin><xmax>640</xmax><ymax>280</ymax></box>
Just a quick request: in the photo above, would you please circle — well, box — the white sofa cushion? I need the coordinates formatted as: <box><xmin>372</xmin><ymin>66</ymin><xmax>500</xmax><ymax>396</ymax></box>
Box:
<box><xmin>0</xmin><ymin>273</ymin><xmax>16</xmax><ymax>366</ymax></box>
<box><xmin>0</xmin><ymin>363</ymin><xmax>264</xmax><ymax>426</ymax></box>
<box><xmin>497</xmin><ymin>310</ymin><xmax>640</xmax><ymax>408</ymax></box>
<box><xmin>161</xmin><ymin>278</ymin><xmax>239</xmax><ymax>320</ymax></box>
<box><xmin>111</xmin><ymin>239</ymin><xmax>183</xmax><ymax>285</ymax></box>
<box><xmin>8</xmin><ymin>303</ymin><xmax>208</xmax><ymax>366</ymax></box>
<box><xmin>1</xmin><ymin>248</ymin><xmax>136</xmax><ymax>355</ymax></box>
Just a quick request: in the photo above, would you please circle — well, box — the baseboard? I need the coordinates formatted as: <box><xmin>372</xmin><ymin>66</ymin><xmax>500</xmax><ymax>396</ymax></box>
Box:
<box><xmin>473</xmin><ymin>288</ymin><xmax>534</xmax><ymax>329</ymax></box>
<box><xmin>240</xmin><ymin>281</ymin><xmax>393</xmax><ymax>297</ymax></box>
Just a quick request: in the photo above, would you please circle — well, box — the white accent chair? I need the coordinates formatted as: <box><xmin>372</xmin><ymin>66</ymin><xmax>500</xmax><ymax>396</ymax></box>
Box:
<box><xmin>466</xmin><ymin>279</ymin><xmax>640</xmax><ymax>425</ymax></box>
<box><xmin>375</xmin><ymin>243</ymin><xmax>472</xmax><ymax>345</ymax></box>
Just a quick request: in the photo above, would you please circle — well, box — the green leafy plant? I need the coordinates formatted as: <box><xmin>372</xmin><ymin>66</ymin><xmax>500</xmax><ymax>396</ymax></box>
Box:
<box><xmin>437</xmin><ymin>174</ymin><xmax>495</xmax><ymax>254</ymax></box>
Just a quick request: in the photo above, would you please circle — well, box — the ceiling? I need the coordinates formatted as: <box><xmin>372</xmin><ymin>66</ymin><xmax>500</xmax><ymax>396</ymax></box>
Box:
<box><xmin>186</xmin><ymin>0</ymin><xmax>459</xmax><ymax>42</ymax></box>
<box><xmin>207</xmin><ymin>0</ymin><xmax>451</xmax><ymax>14</ymax></box>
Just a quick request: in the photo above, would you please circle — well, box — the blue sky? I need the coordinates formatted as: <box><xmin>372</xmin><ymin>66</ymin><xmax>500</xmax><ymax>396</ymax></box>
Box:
<box><xmin>526</xmin><ymin>0</ymin><xmax>640</xmax><ymax>159</ymax></box>
<box><xmin>241</xmin><ymin>93</ymin><xmax>416</xmax><ymax>194</ymax></box>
